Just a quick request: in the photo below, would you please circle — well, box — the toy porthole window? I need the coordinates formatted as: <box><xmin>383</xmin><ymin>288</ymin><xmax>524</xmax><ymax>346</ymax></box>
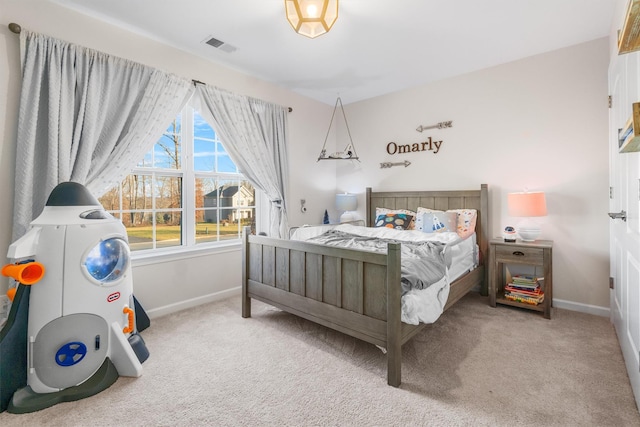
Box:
<box><xmin>82</xmin><ymin>238</ymin><xmax>130</xmax><ymax>285</ymax></box>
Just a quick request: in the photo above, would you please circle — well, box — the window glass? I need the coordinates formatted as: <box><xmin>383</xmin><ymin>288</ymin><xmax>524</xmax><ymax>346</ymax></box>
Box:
<box><xmin>156</xmin><ymin>211</ymin><xmax>182</xmax><ymax>249</ymax></box>
<box><xmin>98</xmin><ymin>105</ymin><xmax>256</xmax><ymax>253</ymax></box>
<box><xmin>154</xmin><ymin>116</ymin><xmax>181</xmax><ymax>169</ymax></box>
<box><xmin>194</xmin><ymin>179</ymin><xmax>255</xmax><ymax>244</ymax></box>
<box><xmin>216</xmin><ymin>143</ymin><xmax>237</xmax><ymax>173</ymax></box>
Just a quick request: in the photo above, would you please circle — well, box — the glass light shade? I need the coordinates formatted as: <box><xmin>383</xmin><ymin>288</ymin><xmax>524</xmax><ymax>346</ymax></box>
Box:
<box><xmin>285</xmin><ymin>0</ymin><xmax>339</xmax><ymax>39</ymax></box>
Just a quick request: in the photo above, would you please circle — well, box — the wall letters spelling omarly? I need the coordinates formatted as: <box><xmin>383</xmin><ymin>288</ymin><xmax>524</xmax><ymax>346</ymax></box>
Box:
<box><xmin>386</xmin><ymin>137</ymin><xmax>443</xmax><ymax>155</ymax></box>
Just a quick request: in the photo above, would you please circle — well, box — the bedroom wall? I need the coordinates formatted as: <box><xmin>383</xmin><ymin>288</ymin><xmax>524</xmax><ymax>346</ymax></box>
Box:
<box><xmin>338</xmin><ymin>38</ymin><xmax>611</xmax><ymax>314</ymax></box>
<box><xmin>0</xmin><ymin>0</ymin><xmax>337</xmax><ymax>317</ymax></box>
<box><xmin>0</xmin><ymin>0</ymin><xmax>610</xmax><ymax>316</ymax></box>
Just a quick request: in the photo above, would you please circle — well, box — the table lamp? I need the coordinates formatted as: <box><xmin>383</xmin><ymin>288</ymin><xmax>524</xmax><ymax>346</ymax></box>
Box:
<box><xmin>336</xmin><ymin>193</ymin><xmax>357</xmax><ymax>223</ymax></box>
<box><xmin>507</xmin><ymin>191</ymin><xmax>547</xmax><ymax>242</ymax></box>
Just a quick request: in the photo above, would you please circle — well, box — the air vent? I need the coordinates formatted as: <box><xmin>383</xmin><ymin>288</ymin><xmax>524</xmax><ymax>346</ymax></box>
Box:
<box><xmin>205</xmin><ymin>37</ymin><xmax>224</xmax><ymax>48</ymax></box>
<box><xmin>203</xmin><ymin>36</ymin><xmax>237</xmax><ymax>53</ymax></box>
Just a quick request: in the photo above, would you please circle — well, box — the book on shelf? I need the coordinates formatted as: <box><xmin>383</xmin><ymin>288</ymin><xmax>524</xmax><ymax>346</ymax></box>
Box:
<box><xmin>508</xmin><ymin>282</ymin><xmax>539</xmax><ymax>291</ymax></box>
<box><xmin>511</xmin><ymin>274</ymin><xmax>540</xmax><ymax>284</ymax></box>
<box><xmin>504</xmin><ymin>292</ymin><xmax>544</xmax><ymax>305</ymax></box>
<box><xmin>505</xmin><ymin>284</ymin><xmax>542</xmax><ymax>296</ymax></box>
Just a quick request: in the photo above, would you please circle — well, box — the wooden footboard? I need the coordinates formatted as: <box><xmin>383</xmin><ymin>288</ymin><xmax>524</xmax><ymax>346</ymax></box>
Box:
<box><xmin>243</xmin><ymin>229</ymin><xmax>406</xmax><ymax>385</ymax></box>
<box><xmin>242</xmin><ymin>184</ymin><xmax>488</xmax><ymax>387</ymax></box>
<box><xmin>242</xmin><ymin>229</ymin><xmax>484</xmax><ymax>386</ymax></box>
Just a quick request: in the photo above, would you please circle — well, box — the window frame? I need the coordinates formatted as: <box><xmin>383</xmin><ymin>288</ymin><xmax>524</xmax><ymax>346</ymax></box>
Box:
<box><xmin>100</xmin><ymin>102</ymin><xmax>258</xmax><ymax>261</ymax></box>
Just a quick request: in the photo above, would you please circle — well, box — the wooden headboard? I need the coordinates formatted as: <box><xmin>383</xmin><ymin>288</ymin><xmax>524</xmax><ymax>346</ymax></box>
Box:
<box><xmin>365</xmin><ymin>184</ymin><xmax>489</xmax><ymax>281</ymax></box>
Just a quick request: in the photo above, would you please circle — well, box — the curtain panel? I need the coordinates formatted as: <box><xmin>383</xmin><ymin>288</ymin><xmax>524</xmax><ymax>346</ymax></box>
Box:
<box><xmin>193</xmin><ymin>85</ymin><xmax>290</xmax><ymax>239</ymax></box>
<box><xmin>13</xmin><ymin>30</ymin><xmax>193</xmax><ymax>239</ymax></box>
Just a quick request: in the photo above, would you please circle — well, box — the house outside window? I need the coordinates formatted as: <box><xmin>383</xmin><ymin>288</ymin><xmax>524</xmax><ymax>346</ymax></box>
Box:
<box><xmin>99</xmin><ymin>104</ymin><xmax>256</xmax><ymax>253</ymax></box>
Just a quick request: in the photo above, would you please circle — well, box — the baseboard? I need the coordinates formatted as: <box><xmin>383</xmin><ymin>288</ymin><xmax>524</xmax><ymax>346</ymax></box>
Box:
<box><xmin>552</xmin><ymin>298</ymin><xmax>610</xmax><ymax>317</ymax></box>
<box><xmin>146</xmin><ymin>287</ymin><xmax>241</xmax><ymax>319</ymax></box>
<box><xmin>144</xmin><ymin>287</ymin><xmax>610</xmax><ymax>320</ymax></box>
<box><xmin>471</xmin><ymin>284</ymin><xmax>610</xmax><ymax>318</ymax></box>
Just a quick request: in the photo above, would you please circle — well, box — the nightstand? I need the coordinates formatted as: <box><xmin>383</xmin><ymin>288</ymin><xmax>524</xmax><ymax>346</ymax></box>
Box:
<box><xmin>488</xmin><ymin>238</ymin><xmax>553</xmax><ymax>319</ymax></box>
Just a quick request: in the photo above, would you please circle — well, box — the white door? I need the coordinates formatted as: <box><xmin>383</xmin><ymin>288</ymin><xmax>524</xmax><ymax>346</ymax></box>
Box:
<box><xmin>609</xmin><ymin>51</ymin><xmax>640</xmax><ymax>410</ymax></box>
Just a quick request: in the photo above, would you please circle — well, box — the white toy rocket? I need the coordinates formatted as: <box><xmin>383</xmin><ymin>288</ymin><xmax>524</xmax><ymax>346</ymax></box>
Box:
<box><xmin>0</xmin><ymin>182</ymin><xmax>149</xmax><ymax>413</ymax></box>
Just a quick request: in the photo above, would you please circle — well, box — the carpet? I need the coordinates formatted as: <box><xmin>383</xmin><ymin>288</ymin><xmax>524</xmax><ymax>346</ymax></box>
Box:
<box><xmin>0</xmin><ymin>292</ymin><xmax>638</xmax><ymax>426</ymax></box>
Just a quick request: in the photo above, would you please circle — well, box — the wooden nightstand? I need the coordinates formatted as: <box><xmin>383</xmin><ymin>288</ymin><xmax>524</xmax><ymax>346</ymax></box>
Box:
<box><xmin>488</xmin><ymin>238</ymin><xmax>553</xmax><ymax>319</ymax></box>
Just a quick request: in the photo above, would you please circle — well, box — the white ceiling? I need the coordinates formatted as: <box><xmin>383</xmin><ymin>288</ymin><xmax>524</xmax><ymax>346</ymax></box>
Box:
<box><xmin>51</xmin><ymin>0</ymin><xmax>617</xmax><ymax>105</ymax></box>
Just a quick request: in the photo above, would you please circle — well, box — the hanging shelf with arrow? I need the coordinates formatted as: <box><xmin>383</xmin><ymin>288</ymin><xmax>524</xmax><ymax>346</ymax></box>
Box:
<box><xmin>317</xmin><ymin>97</ymin><xmax>360</xmax><ymax>161</ymax></box>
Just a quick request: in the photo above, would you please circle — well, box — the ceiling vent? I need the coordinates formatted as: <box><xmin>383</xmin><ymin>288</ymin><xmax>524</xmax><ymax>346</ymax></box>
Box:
<box><xmin>203</xmin><ymin>36</ymin><xmax>237</xmax><ymax>53</ymax></box>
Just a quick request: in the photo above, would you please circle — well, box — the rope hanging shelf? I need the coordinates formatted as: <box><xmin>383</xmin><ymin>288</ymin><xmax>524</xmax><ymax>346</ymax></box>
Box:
<box><xmin>317</xmin><ymin>97</ymin><xmax>360</xmax><ymax>161</ymax></box>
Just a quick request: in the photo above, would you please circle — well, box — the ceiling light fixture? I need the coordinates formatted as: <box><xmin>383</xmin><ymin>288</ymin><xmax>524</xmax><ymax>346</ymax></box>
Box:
<box><xmin>285</xmin><ymin>0</ymin><xmax>338</xmax><ymax>39</ymax></box>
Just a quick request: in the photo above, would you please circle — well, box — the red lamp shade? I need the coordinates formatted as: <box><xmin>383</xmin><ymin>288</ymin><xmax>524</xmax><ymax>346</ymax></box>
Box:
<box><xmin>507</xmin><ymin>192</ymin><xmax>547</xmax><ymax>217</ymax></box>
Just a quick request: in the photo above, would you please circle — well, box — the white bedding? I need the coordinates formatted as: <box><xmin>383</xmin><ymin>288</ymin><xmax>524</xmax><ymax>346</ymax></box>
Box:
<box><xmin>290</xmin><ymin>224</ymin><xmax>478</xmax><ymax>325</ymax></box>
<box><xmin>402</xmin><ymin>233</ymin><xmax>478</xmax><ymax>325</ymax></box>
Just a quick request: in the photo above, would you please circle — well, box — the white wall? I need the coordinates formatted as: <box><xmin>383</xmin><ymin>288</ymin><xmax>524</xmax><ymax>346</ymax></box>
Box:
<box><xmin>0</xmin><ymin>0</ymin><xmax>336</xmax><ymax>316</ymax></box>
<box><xmin>0</xmin><ymin>0</ymin><xmax>611</xmax><ymax>314</ymax></box>
<box><xmin>339</xmin><ymin>38</ymin><xmax>611</xmax><ymax>311</ymax></box>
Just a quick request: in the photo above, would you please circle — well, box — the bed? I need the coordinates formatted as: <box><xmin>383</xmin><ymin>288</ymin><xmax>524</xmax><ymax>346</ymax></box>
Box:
<box><xmin>242</xmin><ymin>185</ymin><xmax>489</xmax><ymax>386</ymax></box>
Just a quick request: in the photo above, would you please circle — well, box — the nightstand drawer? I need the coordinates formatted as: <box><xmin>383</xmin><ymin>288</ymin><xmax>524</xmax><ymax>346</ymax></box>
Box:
<box><xmin>494</xmin><ymin>245</ymin><xmax>544</xmax><ymax>265</ymax></box>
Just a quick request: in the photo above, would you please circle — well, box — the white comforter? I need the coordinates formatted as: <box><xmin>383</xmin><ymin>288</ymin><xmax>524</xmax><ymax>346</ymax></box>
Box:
<box><xmin>291</xmin><ymin>224</ymin><xmax>467</xmax><ymax>325</ymax></box>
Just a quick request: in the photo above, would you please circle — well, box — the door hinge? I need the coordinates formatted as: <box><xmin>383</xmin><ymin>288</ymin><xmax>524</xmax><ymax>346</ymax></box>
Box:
<box><xmin>610</xmin><ymin>277</ymin><xmax>614</xmax><ymax>289</ymax></box>
<box><xmin>610</xmin><ymin>187</ymin><xmax>614</xmax><ymax>199</ymax></box>
<box><xmin>609</xmin><ymin>95</ymin><xmax>612</xmax><ymax>108</ymax></box>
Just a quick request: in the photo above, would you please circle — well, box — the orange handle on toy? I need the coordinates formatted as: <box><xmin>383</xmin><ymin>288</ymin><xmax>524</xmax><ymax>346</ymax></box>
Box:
<box><xmin>123</xmin><ymin>306</ymin><xmax>135</xmax><ymax>334</ymax></box>
<box><xmin>6</xmin><ymin>287</ymin><xmax>17</xmax><ymax>302</ymax></box>
<box><xmin>2</xmin><ymin>262</ymin><xmax>45</xmax><ymax>285</ymax></box>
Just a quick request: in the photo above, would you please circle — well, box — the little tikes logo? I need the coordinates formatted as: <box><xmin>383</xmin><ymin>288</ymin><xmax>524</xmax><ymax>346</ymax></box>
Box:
<box><xmin>107</xmin><ymin>292</ymin><xmax>121</xmax><ymax>303</ymax></box>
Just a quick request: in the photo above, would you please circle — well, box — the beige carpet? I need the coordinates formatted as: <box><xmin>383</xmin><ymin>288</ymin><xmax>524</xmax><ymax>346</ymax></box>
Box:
<box><xmin>0</xmin><ymin>292</ymin><xmax>638</xmax><ymax>426</ymax></box>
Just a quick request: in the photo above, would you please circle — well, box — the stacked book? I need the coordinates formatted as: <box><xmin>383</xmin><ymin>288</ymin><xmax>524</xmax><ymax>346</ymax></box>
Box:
<box><xmin>504</xmin><ymin>274</ymin><xmax>544</xmax><ymax>305</ymax></box>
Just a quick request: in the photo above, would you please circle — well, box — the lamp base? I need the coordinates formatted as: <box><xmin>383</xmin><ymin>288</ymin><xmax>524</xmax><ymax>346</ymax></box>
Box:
<box><xmin>517</xmin><ymin>228</ymin><xmax>541</xmax><ymax>242</ymax></box>
<box><xmin>340</xmin><ymin>211</ymin><xmax>355</xmax><ymax>223</ymax></box>
<box><xmin>517</xmin><ymin>218</ymin><xmax>541</xmax><ymax>242</ymax></box>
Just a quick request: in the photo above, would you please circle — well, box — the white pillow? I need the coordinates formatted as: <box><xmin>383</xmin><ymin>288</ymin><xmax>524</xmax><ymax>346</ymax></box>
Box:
<box><xmin>421</xmin><ymin>211</ymin><xmax>458</xmax><ymax>234</ymax></box>
<box><xmin>415</xmin><ymin>207</ymin><xmax>478</xmax><ymax>239</ymax></box>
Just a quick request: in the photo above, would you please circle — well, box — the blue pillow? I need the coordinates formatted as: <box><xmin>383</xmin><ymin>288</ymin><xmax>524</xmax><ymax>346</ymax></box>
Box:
<box><xmin>374</xmin><ymin>213</ymin><xmax>414</xmax><ymax>230</ymax></box>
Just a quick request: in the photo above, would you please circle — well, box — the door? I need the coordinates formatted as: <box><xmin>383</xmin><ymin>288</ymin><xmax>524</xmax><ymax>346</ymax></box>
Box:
<box><xmin>609</xmin><ymin>52</ymin><xmax>640</xmax><ymax>410</ymax></box>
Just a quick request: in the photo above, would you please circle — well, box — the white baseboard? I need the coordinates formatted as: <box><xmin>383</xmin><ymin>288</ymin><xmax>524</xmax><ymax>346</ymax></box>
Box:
<box><xmin>146</xmin><ymin>287</ymin><xmax>241</xmax><ymax>319</ymax></box>
<box><xmin>471</xmin><ymin>284</ymin><xmax>610</xmax><ymax>318</ymax></box>
<box><xmin>552</xmin><ymin>298</ymin><xmax>610</xmax><ymax>317</ymax></box>
<box><xmin>144</xmin><ymin>287</ymin><xmax>610</xmax><ymax>320</ymax></box>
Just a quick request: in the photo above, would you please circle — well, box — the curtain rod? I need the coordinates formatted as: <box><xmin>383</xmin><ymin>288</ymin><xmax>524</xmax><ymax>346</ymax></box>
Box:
<box><xmin>8</xmin><ymin>23</ymin><xmax>293</xmax><ymax>113</ymax></box>
<box><xmin>191</xmin><ymin>80</ymin><xmax>292</xmax><ymax>113</ymax></box>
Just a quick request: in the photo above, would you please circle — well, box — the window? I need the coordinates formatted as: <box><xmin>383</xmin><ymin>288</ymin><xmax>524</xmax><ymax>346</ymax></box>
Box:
<box><xmin>99</xmin><ymin>105</ymin><xmax>256</xmax><ymax>253</ymax></box>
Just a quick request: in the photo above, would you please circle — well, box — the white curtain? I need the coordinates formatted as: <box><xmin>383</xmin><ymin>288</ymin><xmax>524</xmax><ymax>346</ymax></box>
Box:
<box><xmin>193</xmin><ymin>85</ymin><xmax>290</xmax><ymax>238</ymax></box>
<box><xmin>13</xmin><ymin>30</ymin><xmax>194</xmax><ymax>239</ymax></box>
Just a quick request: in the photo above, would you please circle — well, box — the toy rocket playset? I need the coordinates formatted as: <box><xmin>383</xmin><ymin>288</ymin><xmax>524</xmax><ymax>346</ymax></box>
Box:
<box><xmin>0</xmin><ymin>182</ymin><xmax>149</xmax><ymax>413</ymax></box>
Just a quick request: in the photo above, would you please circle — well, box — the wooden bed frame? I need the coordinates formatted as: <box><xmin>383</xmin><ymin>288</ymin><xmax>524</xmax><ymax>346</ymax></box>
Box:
<box><xmin>242</xmin><ymin>184</ymin><xmax>488</xmax><ymax>386</ymax></box>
